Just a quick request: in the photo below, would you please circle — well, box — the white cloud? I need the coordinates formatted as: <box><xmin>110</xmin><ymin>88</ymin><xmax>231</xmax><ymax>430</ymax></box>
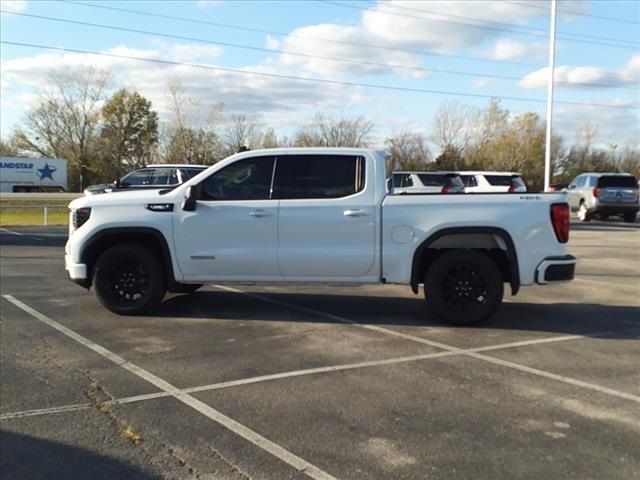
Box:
<box><xmin>483</xmin><ymin>38</ymin><xmax>547</xmax><ymax>61</ymax></box>
<box><xmin>361</xmin><ymin>0</ymin><xmax>546</xmax><ymax>53</ymax></box>
<box><xmin>471</xmin><ymin>78</ymin><xmax>492</xmax><ymax>90</ymax></box>
<box><xmin>552</xmin><ymin>101</ymin><xmax>640</xmax><ymax>148</ymax></box>
<box><xmin>0</xmin><ymin>43</ymin><xmax>363</xmax><ymax>127</ymax></box>
<box><xmin>268</xmin><ymin>1</ymin><xmax>555</xmax><ymax>79</ymax></box>
<box><xmin>0</xmin><ymin>0</ymin><xmax>27</xmax><ymax>16</ymax></box>
<box><xmin>195</xmin><ymin>0</ymin><xmax>221</xmax><ymax>9</ymax></box>
<box><xmin>520</xmin><ymin>55</ymin><xmax>640</xmax><ymax>89</ymax></box>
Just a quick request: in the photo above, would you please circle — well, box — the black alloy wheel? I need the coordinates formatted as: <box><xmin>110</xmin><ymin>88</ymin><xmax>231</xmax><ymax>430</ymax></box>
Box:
<box><xmin>424</xmin><ymin>250</ymin><xmax>503</xmax><ymax>326</ymax></box>
<box><xmin>93</xmin><ymin>243</ymin><xmax>166</xmax><ymax>314</ymax></box>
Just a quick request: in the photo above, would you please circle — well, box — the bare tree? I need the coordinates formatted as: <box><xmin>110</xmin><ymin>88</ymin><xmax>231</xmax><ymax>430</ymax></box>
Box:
<box><xmin>431</xmin><ymin>100</ymin><xmax>476</xmax><ymax>154</ymax></box>
<box><xmin>221</xmin><ymin>114</ymin><xmax>263</xmax><ymax>156</ymax></box>
<box><xmin>384</xmin><ymin>131</ymin><xmax>432</xmax><ymax>173</ymax></box>
<box><xmin>12</xmin><ymin>66</ymin><xmax>111</xmax><ymax>190</ymax></box>
<box><xmin>161</xmin><ymin>79</ymin><xmax>224</xmax><ymax>165</ymax></box>
<box><xmin>293</xmin><ymin>113</ymin><xmax>374</xmax><ymax>147</ymax></box>
<box><xmin>0</xmin><ymin>137</ymin><xmax>20</xmax><ymax>156</ymax></box>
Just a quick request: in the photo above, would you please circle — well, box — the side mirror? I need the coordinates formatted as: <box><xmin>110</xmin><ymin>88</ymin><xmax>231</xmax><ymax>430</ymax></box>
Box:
<box><xmin>182</xmin><ymin>184</ymin><xmax>200</xmax><ymax>211</ymax></box>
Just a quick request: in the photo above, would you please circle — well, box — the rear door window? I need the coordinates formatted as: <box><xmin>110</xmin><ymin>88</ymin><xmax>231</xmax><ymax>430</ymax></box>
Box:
<box><xmin>417</xmin><ymin>173</ymin><xmax>445</xmax><ymax>186</ymax></box>
<box><xmin>274</xmin><ymin>155</ymin><xmax>365</xmax><ymax>199</ymax></box>
<box><xmin>484</xmin><ymin>175</ymin><xmax>513</xmax><ymax>187</ymax></box>
<box><xmin>459</xmin><ymin>174</ymin><xmax>477</xmax><ymax>187</ymax></box>
<box><xmin>598</xmin><ymin>176</ymin><xmax>638</xmax><ymax>188</ymax></box>
<box><xmin>392</xmin><ymin>173</ymin><xmax>413</xmax><ymax>188</ymax></box>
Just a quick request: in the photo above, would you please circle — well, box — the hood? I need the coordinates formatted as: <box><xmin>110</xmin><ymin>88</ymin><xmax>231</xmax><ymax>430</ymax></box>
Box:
<box><xmin>69</xmin><ymin>188</ymin><xmax>179</xmax><ymax>209</ymax></box>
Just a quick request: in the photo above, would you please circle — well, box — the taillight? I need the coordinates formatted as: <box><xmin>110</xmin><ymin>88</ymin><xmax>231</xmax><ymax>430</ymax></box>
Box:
<box><xmin>550</xmin><ymin>203</ymin><xmax>570</xmax><ymax>243</ymax></box>
<box><xmin>508</xmin><ymin>185</ymin><xmax>515</xmax><ymax>193</ymax></box>
<box><xmin>441</xmin><ymin>185</ymin><xmax>450</xmax><ymax>193</ymax></box>
<box><xmin>593</xmin><ymin>186</ymin><xmax>600</xmax><ymax>198</ymax></box>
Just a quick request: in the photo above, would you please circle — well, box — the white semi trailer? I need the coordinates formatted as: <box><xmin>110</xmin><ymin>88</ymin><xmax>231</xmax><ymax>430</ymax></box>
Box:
<box><xmin>0</xmin><ymin>157</ymin><xmax>68</xmax><ymax>192</ymax></box>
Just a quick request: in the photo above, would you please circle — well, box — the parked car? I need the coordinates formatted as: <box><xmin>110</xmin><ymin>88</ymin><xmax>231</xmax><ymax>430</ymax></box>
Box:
<box><xmin>456</xmin><ymin>171</ymin><xmax>527</xmax><ymax>193</ymax></box>
<box><xmin>388</xmin><ymin>171</ymin><xmax>465</xmax><ymax>194</ymax></box>
<box><xmin>84</xmin><ymin>164</ymin><xmax>207</xmax><ymax>195</ymax></box>
<box><xmin>567</xmin><ymin>172</ymin><xmax>639</xmax><ymax>223</ymax></box>
<box><xmin>66</xmin><ymin>148</ymin><xmax>575</xmax><ymax>326</ymax></box>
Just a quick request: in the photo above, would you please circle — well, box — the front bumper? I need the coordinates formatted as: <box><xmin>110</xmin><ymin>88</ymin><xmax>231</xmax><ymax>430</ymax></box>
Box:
<box><xmin>65</xmin><ymin>254</ymin><xmax>90</xmax><ymax>288</ymax></box>
<box><xmin>535</xmin><ymin>255</ymin><xmax>576</xmax><ymax>284</ymax></box>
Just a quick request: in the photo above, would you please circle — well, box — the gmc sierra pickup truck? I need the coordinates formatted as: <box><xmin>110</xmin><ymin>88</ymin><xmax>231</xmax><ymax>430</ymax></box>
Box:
<box><xmin>65</xmin><ymin>148</ymin><xmax>576</xmax><ymax>325</ymax></box>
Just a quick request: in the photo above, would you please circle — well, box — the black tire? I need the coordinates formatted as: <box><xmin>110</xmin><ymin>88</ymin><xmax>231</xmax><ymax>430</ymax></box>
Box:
<box><xmin>169</xmin><ymin>283</ymin><xmax>203</xmax><ymax>294</ymax></box>
<box><xmin>577</xmin><ymin>201</ymin><xmax>591</xmax><ymax>222</ymax></box>
<box><xmin>623</xmin><ymin>212</ymin><xmax>637</xmax><ymax>223</ymax></box>
<box><xmin>93</xmin><ymin>243</ymin><xmax>166</xmax><ymax>315</ymax></box>
<box><xmin>424</xmin><ymin>250</ymin><xmax>504</xmax><ymax>326</ymax></box>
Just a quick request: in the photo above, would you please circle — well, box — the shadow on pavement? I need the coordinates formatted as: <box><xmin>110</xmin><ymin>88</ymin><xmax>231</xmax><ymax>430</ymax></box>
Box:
<box><xmin>157</xmin><ymin>290</ymin><xmax>640</xmax><ymax>339</ymax></box>
<box><xmin>571</xmin><ymin>220</ymin><xmax>639</xmax><ymax>231</ymax></box>
<box><xmin>0</xmin><ymin>430</ymin><xmax>160</xmax><ymax>480</ymax></box>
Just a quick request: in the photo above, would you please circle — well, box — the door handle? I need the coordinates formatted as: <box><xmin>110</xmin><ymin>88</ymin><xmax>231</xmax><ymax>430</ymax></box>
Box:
<box><xmin>249</xmin><ymin>209</ymin><xmax>272</xmax><ymax>217</ymax></box>
<box><xmin>343</xmin><ymin>209</ymin><xmax>368</xmax><ymax>217</ymax></box>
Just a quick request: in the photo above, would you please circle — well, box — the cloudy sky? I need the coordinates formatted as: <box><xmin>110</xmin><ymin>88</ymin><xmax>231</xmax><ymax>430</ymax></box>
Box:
<box><xmin>1</xmin><ymin>0</ymin><xmax>639</xmax><ymax>150</ymax></box>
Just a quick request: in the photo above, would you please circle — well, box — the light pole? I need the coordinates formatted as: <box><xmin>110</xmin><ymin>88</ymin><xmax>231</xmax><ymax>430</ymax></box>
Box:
<box><xmin>544</xmin><ymin>0</ymin><xmax>558</xmax><ymax>191</ymax></box>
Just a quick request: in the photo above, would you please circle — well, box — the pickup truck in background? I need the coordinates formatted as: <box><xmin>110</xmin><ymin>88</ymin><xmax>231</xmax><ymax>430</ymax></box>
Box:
<box><xmin>0</xmin><ymin>157</ymin><xmax>68</xmax><ymax>192</ymax></box>
<box><xmin>65</xmin><ymin>148</ymin><xmax>576</xmax><ymax>326</ymax></box>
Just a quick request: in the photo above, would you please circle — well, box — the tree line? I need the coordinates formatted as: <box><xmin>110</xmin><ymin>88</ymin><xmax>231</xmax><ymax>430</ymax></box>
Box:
<box><xmin>1</xmin><ymin>66</ymin><xmax>637</xmax><ymax>192</ymax></box>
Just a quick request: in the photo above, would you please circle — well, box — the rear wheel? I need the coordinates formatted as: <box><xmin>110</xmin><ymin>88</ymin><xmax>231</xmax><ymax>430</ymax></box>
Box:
<box><xmin>424</xmin><ymin>250</ymin><xmax>503</xmax><ymax>326</ymax></box>
<box><xmin>93</xmin><ymin>243</ymin><xmax>166</xmax><ymax>315</ymax></box>
<box><xmin>623</xmin><ymin>212</ymin><xmax>637</xmax><ymax>223</ymax></box>
<box><xmin>577</xmin><ymin>202</ymin><xmax>591</xmax><ymax>222</ymax></box>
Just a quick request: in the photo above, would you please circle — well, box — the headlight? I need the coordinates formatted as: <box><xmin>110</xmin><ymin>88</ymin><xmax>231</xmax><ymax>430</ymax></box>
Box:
<box><xmin>72</xmin><ymin>207</ymin><xmax>92</xmax><ymax>229</ymax></box>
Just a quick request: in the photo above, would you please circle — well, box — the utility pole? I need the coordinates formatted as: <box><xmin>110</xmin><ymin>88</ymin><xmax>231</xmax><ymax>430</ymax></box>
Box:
<box><xmin>544</xmin><ymin>0</ymin><xmax>558</xmax><ymax>191</ymax></box>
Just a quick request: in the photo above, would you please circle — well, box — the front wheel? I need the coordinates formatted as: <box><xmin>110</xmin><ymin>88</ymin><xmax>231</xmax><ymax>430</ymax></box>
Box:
<box><xmin>424</xmin><ymin>250</ymin><xmax>504</xmax><ymax>326</ymax></box>
<box><xmin>93</xmin><ymin>243</ymin><xmax>166</xmax><ymax>315</ymax></box>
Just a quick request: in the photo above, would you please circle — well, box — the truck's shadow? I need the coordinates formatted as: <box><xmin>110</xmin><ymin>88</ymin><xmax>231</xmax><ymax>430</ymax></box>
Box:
<box><xmin>158</xmin><ymin>290</ymin><xmax>639</xmax><ymax>339</ymax></box>
<box><xmin>0</xmin><ymin>430</ymin><xmax>160</xmax><ymax>480</ymax></box>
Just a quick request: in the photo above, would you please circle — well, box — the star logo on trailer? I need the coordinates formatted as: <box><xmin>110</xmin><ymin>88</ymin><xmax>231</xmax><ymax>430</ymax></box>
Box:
<box><xmin>37</xmin><ymin>163</ymin><xmax>57</xmax><ymax>181</ymax></box>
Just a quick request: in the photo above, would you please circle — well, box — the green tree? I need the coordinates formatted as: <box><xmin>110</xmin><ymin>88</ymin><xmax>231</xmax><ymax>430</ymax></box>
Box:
<box><xmin>100</xmin><ymin>89</ymin><xmax>159</xmax><ymax>179</ymax></box>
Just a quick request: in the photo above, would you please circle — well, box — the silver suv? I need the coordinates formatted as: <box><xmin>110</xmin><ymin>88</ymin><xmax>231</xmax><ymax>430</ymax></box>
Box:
<box><xmin>567</xmin><ymin>173</ymin><xmax>639</xmax><ymax>223</ymax></box>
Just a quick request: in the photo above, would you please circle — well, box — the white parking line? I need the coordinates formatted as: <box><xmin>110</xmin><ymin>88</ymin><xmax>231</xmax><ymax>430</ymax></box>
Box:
<box><xmin>216</xmin><ymin>286</ymin><xmax>640</xmax><ymax>404</ymax></box>
<box><xmin>2</xmin><ymin>295</ymin><xmax>338</xmax><ymax>480</ymax></box>
<box><xmin>0</xmin><ymin>228</ymin><xmax>23</xmax><ymax>236</ymax></box>
<box><xmin>5</xmin><ymin>325</ymin><xmax>637</xmax><ymax>422</ymax></box>
<box><xmin>0</xmin><ymin>403</ymin><xmax>93</xmax><ymax>420</ymax></box>
<box><xmin>3</xmin><ymin>327</ymin><xmax>638</xmax><ymax>421</ymax></box>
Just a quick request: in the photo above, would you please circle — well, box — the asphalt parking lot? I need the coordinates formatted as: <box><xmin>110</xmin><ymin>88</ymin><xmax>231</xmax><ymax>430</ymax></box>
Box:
<box><xmin>1</xmin><ymin>220</ymin><xmax>639</xmax><ymax>480</ymax></box>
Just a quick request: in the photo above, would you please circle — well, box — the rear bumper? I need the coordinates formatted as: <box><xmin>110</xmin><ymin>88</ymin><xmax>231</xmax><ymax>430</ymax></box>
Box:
<box><xmin>593</xmin><ymin>204</ymin><xmax>639</xmax><ymax>215</ymax></box>
<box><xmin>536</xmin><ymin>255</ymin><xmax>576</xmax><ymax>284</ymax></box>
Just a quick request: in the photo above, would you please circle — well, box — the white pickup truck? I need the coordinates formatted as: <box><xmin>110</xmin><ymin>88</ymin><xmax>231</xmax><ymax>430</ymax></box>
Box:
<box><xmin>65</xmin><ymin>148</ymin><xmax>576</xmax><ymax>325</ymax></box>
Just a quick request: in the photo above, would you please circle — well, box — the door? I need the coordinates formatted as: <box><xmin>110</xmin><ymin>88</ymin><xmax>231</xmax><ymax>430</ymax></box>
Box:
<box><xmin>173</xmin><ymin>155</ymin><xmax>279</xmax><ymax>281</ymax></box>
<box><xmin>274</xmin><ymin>154</ymin><xmax>376</xmax><ymax>278</ymax></box>
<box><xmin>567</xmin><ymin>175</ymin><xmax>582</xmax><ymax>209</ymax></box>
